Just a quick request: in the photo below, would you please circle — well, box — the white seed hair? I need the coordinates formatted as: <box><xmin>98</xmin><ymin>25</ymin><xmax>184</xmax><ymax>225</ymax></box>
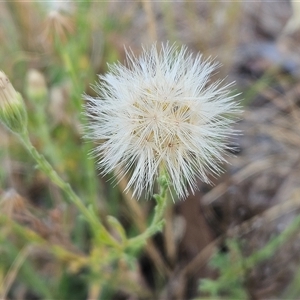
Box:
<box><xmin>84</xmin><ymin>43</ymin><xmax>240</xmax><ymax>200</ymax></box>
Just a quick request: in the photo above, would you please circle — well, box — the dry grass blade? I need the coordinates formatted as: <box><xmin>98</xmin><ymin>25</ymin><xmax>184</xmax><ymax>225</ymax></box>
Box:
<box><xmin>182</xmin><ymin>238</ymin><xmax>222</xmax><ymax>277</ymax></box>
<box><xmin>0</xmin><ymin>246</ymin><xmax>30</xmax><ymax>299</ymax></box>
<box><xmin>141</xmin><ymin>0</ymin><xmax>157</xmax><ymax>43</ymax></box>
<box><xmin>183</xmin><ymin>187</ymin><xmax>300</xmax><ymax>277</ymax></box>
<box><xmin>202</xmin><ymin>156</ymin><xmax>276</xmax><ymax>206</ymax></box>
<box><xmin>228</xmin><ymin>188</ymin><xmax>300</xmax><ymax>237</ymax></box>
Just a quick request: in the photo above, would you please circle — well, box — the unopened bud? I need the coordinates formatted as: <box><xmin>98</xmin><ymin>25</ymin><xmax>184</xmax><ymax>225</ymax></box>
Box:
<box><xmin>0</xmin><ymin>71</ymin><xmax>27</xmax><ymax>134</ymax></box>
<box><xmin>26</xmin><ymin>69</ymin><xmax>47</xmax><ymax>104</ymax></box>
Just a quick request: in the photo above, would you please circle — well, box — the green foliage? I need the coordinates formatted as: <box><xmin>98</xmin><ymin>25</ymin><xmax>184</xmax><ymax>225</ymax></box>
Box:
<box><xmin>57</xmin><ymin>271</ymin><xmax>88</xmax><ymax>300</ymax></box>
<box><xmin>199</xmin><ymin>240</ymin><xmax>247</xmax><ymax>299</ymax></box>
<box><xmin>200</xmin><ymin>214</ymin><xmax>300</xmax><ymax>299</ymax></box>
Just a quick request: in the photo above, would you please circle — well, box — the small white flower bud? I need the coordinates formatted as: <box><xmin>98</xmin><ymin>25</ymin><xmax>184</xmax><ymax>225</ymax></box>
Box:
<box><xmin>26</xmin><ymin>69</ymin><xmax>47</xmax><ymax>103</ymax></box>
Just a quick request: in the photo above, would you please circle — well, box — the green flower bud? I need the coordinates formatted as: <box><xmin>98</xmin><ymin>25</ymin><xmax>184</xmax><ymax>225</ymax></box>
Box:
<box><xmin>0</xmin><ymin>71</ymin><xmax>27</xmax><ymax>134</ymax></box>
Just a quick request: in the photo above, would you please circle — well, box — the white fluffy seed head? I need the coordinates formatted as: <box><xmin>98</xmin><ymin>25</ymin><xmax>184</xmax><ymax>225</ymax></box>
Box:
<box><xmin>84</xmin><ymin>43</ymin><xmax>240</xmax><ymax>200</ymax></box>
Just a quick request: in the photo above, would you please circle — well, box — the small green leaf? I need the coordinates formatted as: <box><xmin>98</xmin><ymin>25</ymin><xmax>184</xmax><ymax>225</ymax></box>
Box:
<box><xmin>107</xmin><ymin>215</ymin><xmax>127</xmax><ymax>243</ymax></box>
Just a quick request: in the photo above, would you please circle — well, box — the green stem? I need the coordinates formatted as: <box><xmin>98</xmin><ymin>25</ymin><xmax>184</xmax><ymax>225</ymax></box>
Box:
<box><xmin>20</xmin><ymin>131</ymin><xmax>96</xmax><ymax>225</ymax></box>
<box><xmin>59</xmin><ymin>46</ymin><xmax>99</xmax><ymax>213</ymax></box>
<box><xmin>127</xmin><ymin>171</ymin><xmax>169</xmax><ymax>249</ymax></box>
<box><xmin>19</xmin><ymin>131</ymin><xmax>119</xmax><ymax>248</ymax></box>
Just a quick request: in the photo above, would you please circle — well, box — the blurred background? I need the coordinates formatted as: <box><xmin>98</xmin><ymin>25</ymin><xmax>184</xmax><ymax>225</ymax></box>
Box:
<box><xmin>1</xmin><ymin>1</ymin><xmax>300</xmax><ymax>299</ymax></box>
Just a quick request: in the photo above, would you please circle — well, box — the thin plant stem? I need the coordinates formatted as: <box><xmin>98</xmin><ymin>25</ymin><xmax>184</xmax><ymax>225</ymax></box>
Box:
<box><xmin>18</xmin><ymin>130</ymin><xmax>120</xmax><ymax>248</ymax></box>
<box><xmin>0</xmin><ymin>246</ymin><xmax>30</xmax><ymax>299</ymax></box>
<box><xmin>142</xmin><ymin>0</ymin><xmax>157</xmax><ymax>43</ymax></box>
<box><xmin>88</xmin><ymin>282</ymin><xmax>102</xmax><ymax>300</ymax></box>
<box><xmin>20</xmin><ymin>131</ymin><xmax>97</xmax><ymax>225</ymax></box>
<box><xmin>118</xmin><ymin>175</ymin><xmax>171</xmax><ymax>275</ymax></box>
<box><xmin>127</xmin><ymin>171</ymin><xmax>169</xmax><ymax>248</ymax></box>
<box><xmin>56</xmin><ymin>30</ymin><xmax>99</xmax><ymax>212</ymax></box>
